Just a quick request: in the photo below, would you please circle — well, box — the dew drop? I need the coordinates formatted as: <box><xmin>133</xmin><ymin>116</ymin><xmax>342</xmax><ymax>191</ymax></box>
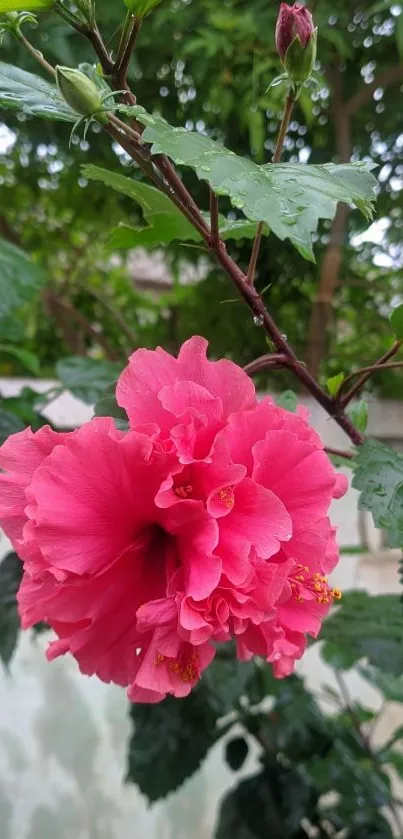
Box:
<box><xmin>253</xmin><ymin>314</ymin><xmax>264</xmax><ymax>326</ymax></box>
<box><xmin>281</xmin><ymin>333</ymin><xmax>288</xmax><ymax>340</ymax></box>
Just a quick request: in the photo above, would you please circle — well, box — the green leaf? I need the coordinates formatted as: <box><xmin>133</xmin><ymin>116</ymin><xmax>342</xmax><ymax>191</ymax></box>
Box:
<box><xmin>352</xmin><ymin>439</ymin><xmax>403</xmax><ymax>547</ymax></box>
<box><xmin>225</xmin><ymin>737</ymin><xmax>249</xmax><ymax>772</ymax></box>
<box><xmin>0</xmin><ymin>344</ymin><xmax>40</xmax><ymax>376</ymax></box>
<box><xmin>0</xmin><ymin>61</ymin><xmax>77</xmax><ymax>122</ymax></box>
<box><xmin>0</xmin><ymin>238</ymin><xmax>47</xmax><ymax>325</ymax></box>
<box><xmin>120</xmin><ymin>107</ymin><xmax>377</xmax><ymax>261</ymax></box>
<box><xmin>0</xmin><ymin>0</ymin><xmax>53</xmax><ymax>8</ymax></box>
<box><xmin>321</xmin><ymin>591</ymin><xmax>403</xmax><ymax>674</ymax></box>
<box><xmin>83</xmin><ymin>164</ymin><xmax>264</xmax><ymax>248</ymax></box>
<box><xmin>0</xmin><ymin>407</ymin><xmax>24</xmax><ymax>445</ymax></box>
<box><xmin>395</xmin><ymin>11</ymin><xmax>403</xmax><ymax>60</ymax></box>
<box><xmin>202</xmin><ymin>656</ymin><xmax>254</xmax><ymax>715</ymax></box>
<box><xmin>215</xmin><ymin>768</ymin><xmax>314</xmax><ymax>839</ymax></box>
<box><xmin>276</xmin><ymin>390</ymin><xmax>297</xmax><ymax>412</ymax></box>
<box><xmin>326</xmin><ymin>372</ymin><xmax>345</xmax><ymax>397</ymax></box>
<box><xmin>0</xmin><ymin>552</ymin><xmax>23</xmax><ymax>666</ymax></box>
<box><xmin>127</xmin><ymin>688</ymin><xmax>220</xmax><ymax>802</ymax></box>
<box><xmin>390</xmin><ymin>303</ymin><xmax>403</xmax><ymax>339</ymax></box>
<box><xmin>93</xmin><ymin>382</ymin><xmax>128</xmax><ymax>422</ymax></box>
<box><xmin>1</xmin><ymin>387</ymin><xmax>48</xmax><ymax>431</ymax></box>
<box><xmin>56</xmin><ymin>357</ymin><xmax>122</xmax><ymax>405</ymax></box>
<box><xmin>346</xmin><ymin>399</ymin><xmax>368</xmax><ymax>433</ymax></box>
<box><xmin>359</xmin><ymin>665</ymin><xmax>403</xmax><ymax>703</ymax></box>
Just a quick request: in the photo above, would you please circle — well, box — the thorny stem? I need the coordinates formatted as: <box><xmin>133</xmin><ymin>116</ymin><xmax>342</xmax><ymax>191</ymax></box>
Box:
<box><xmin>16</xmin><ymin>32</ymin><xmax>56</xmax><ymax>78</ymax></box>
<box><xmin>338</xmin><ymin>340</ymin><xmax>403</xmax><ymax>407</ymax></box>
<box><xmin>335</xmin><ymin>672</ymin><xmax>403</xmax><ymax>836</ymax></box>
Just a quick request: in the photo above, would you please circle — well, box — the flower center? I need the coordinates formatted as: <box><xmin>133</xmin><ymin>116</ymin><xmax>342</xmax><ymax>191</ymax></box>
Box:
<box><xmin>217</xmin><ymin>485</ymin><xmax>235</xmax><ymax>510</ymax></box>
<box><xmin>174</xmin><ymin>484</ymin><xmax>193</xmax><ymax>499</ymax></box>
<box><xmin>290</xmin><ymin>564</ymin><xmax>342</xmax><ymax>604</ymax></box>
<box><xmin>154</xmin><ymin>651</ymin><xmax>199</xmax><ymax>682</ymax></box>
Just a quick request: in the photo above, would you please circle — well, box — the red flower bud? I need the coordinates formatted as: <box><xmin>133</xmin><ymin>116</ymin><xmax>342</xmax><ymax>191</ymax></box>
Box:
<box><xmin>275</xmin><ymin>2</ymin><xmax>314</xmax><ymax>62</ymax></box>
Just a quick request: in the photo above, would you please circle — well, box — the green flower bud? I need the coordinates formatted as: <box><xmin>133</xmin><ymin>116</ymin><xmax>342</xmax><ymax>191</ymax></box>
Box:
<box><xmin>283</xmin><ymin>26</ymin><xmax>317</xmax><ymax>85</ymax></box>
<box><xmin>56</xmin><ymin>66</ymin><xmax>107</xmax><ymax>124</ymax></box>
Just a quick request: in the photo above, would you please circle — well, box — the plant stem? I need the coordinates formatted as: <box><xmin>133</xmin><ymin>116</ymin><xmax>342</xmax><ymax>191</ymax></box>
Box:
<box><xmin>209</xmin><ymin>189</ymin><xmax>220</xmax><ymax>249</ymax></box>
<box><xmin>324</xmin><ymin>446</ymin><xmax>355</xmax><ymax>460</ymax></box>
<box><xmin>338</xmin><ymin>340</ymin><xmax>403</xmax><ymax>406</ymax></box>
<box><xmin>114</xmin><ymin>15</ymin><xmax>142</xmax><ymax>87</ymax></box>
<box><xmin>272</xmin><ymin>93</ymin><xmax>295</xmax><ymax>163</ymax></box>
<box><xmin>335</xmin><ymin>672</ymin><xmax>403</xmax><ymax>836</ymax></box>
<box><xmin>247</xmin><ymin>221</ymin><xmax>263</xmax><ymax>285</ymax></box>
<box><xmin>16</xmin><ymin>32</ymin><xmax>56</xmax><ymax>78</ymax></box>
<box><xmin>244</xmin><ymin>353</ymin><xmax>290</xmax><ymax>374</ymax></box>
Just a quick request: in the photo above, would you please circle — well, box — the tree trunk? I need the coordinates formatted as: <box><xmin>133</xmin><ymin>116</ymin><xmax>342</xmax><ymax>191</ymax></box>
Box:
<box><xmin>305</xmin><ymin>64</ymin><xmax>351</xmax><ymax>380</ymax></box>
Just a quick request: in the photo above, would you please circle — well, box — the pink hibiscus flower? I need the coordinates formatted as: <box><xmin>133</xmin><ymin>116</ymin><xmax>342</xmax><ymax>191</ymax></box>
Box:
<box><xmin>0</xmin><ymin>337</ymin><xmax>346</xmax><ymax>702</ymax></box>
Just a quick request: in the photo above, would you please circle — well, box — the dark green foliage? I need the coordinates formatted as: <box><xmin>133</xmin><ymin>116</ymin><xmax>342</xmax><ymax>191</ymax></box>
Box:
<box><xmin>55</xmin><ymin>356</ymin><xmax>122</xmax><ymax>405</ymax></box>
<box><xmin>225</xmin><ymin>737</ymin><xmax>249</xmax><ymax>772</ymax></box>
<box><xmin>126</xmin><ymin>688</ymin><xmax>221</xmax><ymax>802</ymax></box>
<box><xmin>0</xmin><ymin>552</ymin><xmax>23</xmax><ymax>666</ymax></box>
<box><xmin>321</xmin><ymin>591</ymin><xmax>403</xmax><ymax>673</ymax></box>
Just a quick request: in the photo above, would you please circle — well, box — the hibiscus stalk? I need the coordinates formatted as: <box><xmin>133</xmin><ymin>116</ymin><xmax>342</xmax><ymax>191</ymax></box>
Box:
<box><xmin>48</xmin><ymin>4</ymin><xmax>365</xmax><ymax>447</ymax></box>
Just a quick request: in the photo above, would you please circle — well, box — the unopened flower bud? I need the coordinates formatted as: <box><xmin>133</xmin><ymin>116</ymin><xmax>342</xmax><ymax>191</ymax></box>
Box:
<box><xmin>275</xmin><ymin>3</ymin><xmax>317</xmax><ymax>85</ymax></box>
<box><xmin>56</xmin><ymin>66</ymin><xmax>107</xmax><ymax>123</ymax></box>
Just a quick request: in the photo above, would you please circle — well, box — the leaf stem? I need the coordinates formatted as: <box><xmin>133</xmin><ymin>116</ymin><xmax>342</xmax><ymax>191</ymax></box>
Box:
<box><xmin>338</xmin><ymin>340</ymin><xmax>403</xmax><ymax>407</ymax></box>
<box><xmin>272</xmin><ymin>93</ymin><xmax>295</xmax><ymax>163</ymax></box>
<box><xmin>244</xmin><ymin>353</ymin><xmax>290</xmax><ymax>374</ymax></box>
<box><xmin>247</xmin><ymin>221</ymin><xmax>263</xmax><ymax>285</ymax></box>
<box><xmin>209</xmin><ymin>190</ymin><xmax>220</xmax><ymax>249</ymax></box>
<box><xmin>324</xmin><ymin>446</ymin><xmax>355</xmax><ymax>461</ymax></box>
<box><xmin>16</xmin><ymin>32</ymin><xmax>56</xmax><ymax>79</ymax></box>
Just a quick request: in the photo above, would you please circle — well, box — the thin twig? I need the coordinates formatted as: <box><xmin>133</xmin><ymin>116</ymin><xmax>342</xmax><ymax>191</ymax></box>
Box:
<box><xmin>17</xmin><ymin>32</ymin><xmax>56</xmax><ymax>78</ymax></box>
<box><xmin>247</xmin><ymin>221</ymin><xmax>263</xmax><ymax>285</ymax></box>
<box><xmin>114</xmin><ymin>16</ymin><xmax>142</xmax><ymax>85</ymax></box>
<box><xmin>338</xmin><ymin>340</ymin><xmax>403</xmax><ymax>407</ymax></box>
<box><xmin>244</xmin><ymin>353</ymin><xmax>290</xmax><ymax>375</ymax></box>
<box><xmin>324</xmin><ymin>446</ymin><xmax>355</xmax><ymax>461</ymax></box>
<box><xmin>272</xmin><ymin>93</ymin><xmax>295</xmax><ymax>163</ymax></box>
<box><xmin>209</xmin><ymin>189</ymin><xmax>220</xmax><ymax>249</ymax></box>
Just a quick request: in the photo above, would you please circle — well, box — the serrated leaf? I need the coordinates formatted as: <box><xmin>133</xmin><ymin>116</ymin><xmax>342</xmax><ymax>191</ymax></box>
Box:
<box><xmin>202</xmin><ymin>656</ymin><xmax>254</xmax><ymax>714</ymax></box>
<box><xmin>327</xmin><ymin>372</ymin><xmax>345</xmax><ymax>397</ymax></box>
<box><xmin>0</xmin><ymin>0</ymin><xmax>53</xmax><ymax>7</ymax></box>
<box><xmin>321</xmin><ymin>591</ymin><xmax>403</xmax><ymax>674</ymax></box>
<box><xmin>126</xmin><ymin>688</ymin><xmax>220</xmax><ymax>802</ymax></box>
<box><xmin>119</xmin><ymin>107</ymin><xmax>377</xmax><ymax>261</ymax></box>
<box><xmin>390</xmin><ymin>303</ymin><xmax>403</xmax><ymax>339</ymax></box>
<box><xmin>83</xmin><ymin>164</ymin><xmax>264</xmax><ymax>248</ymax></box>
<box><xmin>56</xmin><ymin>357</ymin><xmax>122</xmax><ymax>405</ymax></box>
<box><xmin>0</xmin><ymin>61</ymin><xmax>77</xmax><ymax>122</ymax></box>
<box><xmin>0</xmin><ymin>407</ymin><xmax>24</xmax><ymax>445</ymax></box>
<box><xmin>276</xmin><ymin>390</ymin><xmax>298</xmax><ymax>412</ymax></box>
<box><xmin>352</xmin><ymin>439</ymin><xmax>403</xmax><ymax>547</ymax></box>
<box><xmin>0</xmin><ymin>238</ymin><xmax>47</xmax><ymax>325</ymax></box>
<box><xmin>0</xmin><ymin>552</ymin><xmax>23</xmax><ymax>666</ymax></box>
<box><xmin>346</xmin><ymin>399</ymin><xmax>368</xmax><ymax>433</ymax></box>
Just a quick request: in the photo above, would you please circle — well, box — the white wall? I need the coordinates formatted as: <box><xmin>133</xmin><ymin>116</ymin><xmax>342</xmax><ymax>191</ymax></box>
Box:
<box><xmin>0</xmin><ymin>380</ymin><xmax>402</xmax><ymax>838</ymax></box>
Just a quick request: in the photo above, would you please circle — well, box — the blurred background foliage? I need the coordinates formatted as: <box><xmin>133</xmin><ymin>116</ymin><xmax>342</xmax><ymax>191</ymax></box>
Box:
<box><xmin>0</xmin><ymin>0</ymin><xmax>403</xmax><ymax>398</ymax></box>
